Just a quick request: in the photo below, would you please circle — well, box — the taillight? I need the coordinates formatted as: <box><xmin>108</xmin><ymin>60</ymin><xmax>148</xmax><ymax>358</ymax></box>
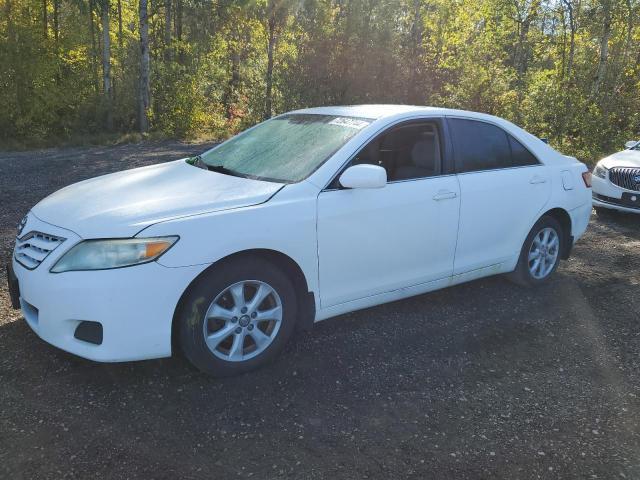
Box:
<box><xmin>582</xmin><ymin>171</ymin><xmax>592</xmax><ymax>188</ymax></box>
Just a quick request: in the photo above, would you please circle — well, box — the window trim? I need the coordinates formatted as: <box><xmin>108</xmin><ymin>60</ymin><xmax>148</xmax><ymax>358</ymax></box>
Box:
<box><xmin>323</xmin><ymin>117</ymin><xmax>453</xmax><ymax>191</ymax></box>
<box><xmin>445</xmin><ymin>116</ymin><xmax>541</xmax><ymax>175</ymax></box>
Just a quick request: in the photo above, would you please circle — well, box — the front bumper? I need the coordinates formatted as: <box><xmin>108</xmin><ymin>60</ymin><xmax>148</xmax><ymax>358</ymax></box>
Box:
<box><xmin>11</xmin><ymin>215</ymin><xmax>208</xmax><ymax>362</ymax></box>
<box><xmin>592</xmin><ymin>175</ymin><xmax>640</xmax><ymax>214</ymax></box>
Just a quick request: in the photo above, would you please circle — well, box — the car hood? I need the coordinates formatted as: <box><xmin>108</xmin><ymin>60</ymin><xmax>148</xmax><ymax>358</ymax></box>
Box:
<box><xmin>599</xmin><ymin>150</ymin><xmax>640</xmax><ymax>169</ymax></box>
<box><xmin>32</xmin><ymin>159</ymin><xmax>283</xmax><ymax>238</ymax></box>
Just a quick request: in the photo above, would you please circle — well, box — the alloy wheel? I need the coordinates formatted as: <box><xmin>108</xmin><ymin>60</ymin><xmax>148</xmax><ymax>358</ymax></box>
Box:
<box><xmin>527</xmin><ymin>227</ymin><xmax>560</xmax><ymax>280</ymax></box>
<box><xmin>202</xmin><ymin>280</ymin><xmax>283</xmax><ymax>362</ymax></box>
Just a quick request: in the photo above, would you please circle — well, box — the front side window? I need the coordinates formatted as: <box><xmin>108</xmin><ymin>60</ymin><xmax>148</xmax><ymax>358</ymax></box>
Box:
<box><xmin>199</xmin><ymin>114</ymin><xmax>371</xmax><ymax>183</ymax></box>
<box><xmin>450</xmin><ymin>118</ymin><xmax>511</xmax><ymax>173</ymax></box>
<box><xmin>350</xmin><ymin>121</ymin><xmax>442</xmax><ymax>182</ymax></box>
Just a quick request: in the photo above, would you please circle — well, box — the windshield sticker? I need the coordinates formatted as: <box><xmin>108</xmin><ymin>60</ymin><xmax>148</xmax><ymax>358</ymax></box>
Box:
<box><xmin>328</xmin><ymin>117</ymin><xmax>370</xmax><ymax>130</ymax></box>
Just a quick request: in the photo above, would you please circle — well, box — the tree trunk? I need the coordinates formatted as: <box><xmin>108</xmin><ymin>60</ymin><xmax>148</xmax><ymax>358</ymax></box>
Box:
<box><xmin>512</xmin><ymin>0</ymin><xmax>540</xmax><ymax>84</ymax></box>
<box><xmin>101</xmin><ymin>0</ymin><xmax>113</xmax><ymax>130</ymax></box>
<box><xmin>407</xmin><ymin>0</ymin><xmax>423</xmax><ymax>104</ymax></box>
<box><xmin>560</xmin><ymin>0</ymin><xmax>578</xmax><ymax>79</ymax></box>
<box><xmin>175</xmin><ymin>0</ymin><xmax>182</xmax><ymax>41</ymax></box>
<box><xmin>53</xmin><ymin>0</ymin><xmax>59</xmax><ymax>42</ymax></box>
<box><xmin>42</xmin><ymin>0</ymin><xmax>48</xmax><ymax>39</ymax></box>
<box><xmin>89</xmin><ymin>0</ymin><xmax>99</xmax><ymax>94</ymax></box>
<box><xmin>117</xmin><ymin>0</ymin><xmax>123</xmax><ymax>51</ymax></box>
<box><xmin>566</xmin><ymin>4</ymin><xmax>576</xmax><ymax>79</ymax></box>
<box><xmin>164</xmin><ymin>0</ymin><xmax>172</xmax><ymax>61</ymax></box>
<box><xmin>592</xmin><ymin>0</ymin><xmax>611</xmax><ymax>96</ymax></box>
<box><xmin>223</xmin><ymin>23</ymin><xmax>241</xmax><ymax>120</ymax></box>
<box><xmin>138</xmin><ymin>0</ymin><xmax>150</xmax><ymax>133</ymax></box>
<box><xmin>264</xmin><ymin>17</ymin><xmax>276</xmax><ymax>120</ymax></box>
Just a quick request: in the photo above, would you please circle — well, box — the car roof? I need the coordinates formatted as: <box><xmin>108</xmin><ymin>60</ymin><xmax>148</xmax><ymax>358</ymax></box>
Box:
<box><xmin>287</xmin><ymin>104</ymin><xmax>500</xmax><ymax>122</ymax></box>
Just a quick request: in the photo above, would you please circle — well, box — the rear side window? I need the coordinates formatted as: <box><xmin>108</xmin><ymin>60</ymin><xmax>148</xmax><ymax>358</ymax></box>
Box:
<box><xmin>449</xmin><ymin>118</ymin><xmax>511</xmax><ymax>173</ymax></box>
<box><xmin>509</xmin><ymin>135</ymin><xmax>539</xmax><ymax>166</ymax></box>
<box><xmin>449</xmin><ymin>118</ymin><xmax>539</xmax><ymax>173</ymax></box>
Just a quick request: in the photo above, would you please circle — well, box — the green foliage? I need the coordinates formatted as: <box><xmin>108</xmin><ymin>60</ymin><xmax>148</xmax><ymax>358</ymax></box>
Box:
<box><xmin>0</xmin><ymin>0</ymin><xmax>639</xmax><ymax>163</ymax></box>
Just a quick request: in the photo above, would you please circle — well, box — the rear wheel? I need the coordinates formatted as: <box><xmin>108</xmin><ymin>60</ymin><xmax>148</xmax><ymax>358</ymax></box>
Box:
<box><xmin>178</xmin><ymin>257</ymin><xmax>298</xmax><ymax>376</ymax></box>
<box><xmin>508</xmin><ymin>216</ymin><xmax>564</xmax><ymax>287</ymax></box>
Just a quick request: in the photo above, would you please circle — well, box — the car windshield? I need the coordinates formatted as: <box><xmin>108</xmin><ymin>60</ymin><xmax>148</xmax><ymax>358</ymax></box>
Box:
<box><xmin>198</xmin><ymin>114</ymin><xmax>372</xmax><ymax>183</ymax></box>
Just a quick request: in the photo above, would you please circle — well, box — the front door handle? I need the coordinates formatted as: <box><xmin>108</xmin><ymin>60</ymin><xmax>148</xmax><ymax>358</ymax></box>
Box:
<box><xmin>530</xmin><ymin>176</ymin><xmax>547</xmax><ymax>184</ymax></box>
<box><xmin>433</xmin><ymin>190</ymin><xmax>458</xmax><ymax>201</ymax></box>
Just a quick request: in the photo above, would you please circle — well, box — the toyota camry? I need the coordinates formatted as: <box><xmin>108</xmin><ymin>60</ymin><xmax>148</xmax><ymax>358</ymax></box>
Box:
<box><xmin>7</xmin><ymin>105</ymin><xmax>593</xmax><ymax>376</ymax></box>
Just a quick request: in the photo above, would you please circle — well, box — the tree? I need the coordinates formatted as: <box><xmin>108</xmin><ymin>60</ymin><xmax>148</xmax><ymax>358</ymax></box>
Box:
<box><xmin>592</xmin><ymin>0</ymin><xmax>612</xmax><ymax>96</ymax></box>
<box><xmin>138</xmin><ymin>0</ymin><xmax>150</xmax><ymax>132</ymax></box>
<box><xmin>262</xmin><ymin>0</ymin><xmax>296</xmax><ymax>120</ymax></box>
<box><xmin>101</xmin><ymin>0</ymin><xmax>113</xmax><ymax>130</ymax></box>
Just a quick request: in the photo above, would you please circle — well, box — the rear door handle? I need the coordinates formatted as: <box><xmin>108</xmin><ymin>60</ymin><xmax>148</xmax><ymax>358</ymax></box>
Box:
<box><xmin>530</xmin><ymin>176</ymin><xmax>547</xmax><ymax>184</ymax></box>
<box><xmin>433</xmin><ymin>190</ymin><xmax>458</xmax><ymax>201</ymax></box>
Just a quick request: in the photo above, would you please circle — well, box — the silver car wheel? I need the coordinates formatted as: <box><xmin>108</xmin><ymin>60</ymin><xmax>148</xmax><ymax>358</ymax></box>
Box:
<box><xmin>202</xmin><ymin>280</ymin><xmax>283</xmax><ymax>362</ymax></box>
<box><xmin>527</xmin><ymin>227</ymin><xmax>560</xmax><ymax>280</ymax></box>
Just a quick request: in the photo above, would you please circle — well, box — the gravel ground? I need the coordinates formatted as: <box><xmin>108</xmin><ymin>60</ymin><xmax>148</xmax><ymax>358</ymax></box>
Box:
<box><xmin>1</xmin><ymin>142</ymin><xmax>640</xmax><ymax>479</ymax></box>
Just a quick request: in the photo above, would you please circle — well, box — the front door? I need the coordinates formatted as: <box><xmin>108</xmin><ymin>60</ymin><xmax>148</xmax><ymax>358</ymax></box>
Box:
<box><xmin>316</xmin><ymin>119</ymin><xmax>461</xmax><ymax>308</ymax></box>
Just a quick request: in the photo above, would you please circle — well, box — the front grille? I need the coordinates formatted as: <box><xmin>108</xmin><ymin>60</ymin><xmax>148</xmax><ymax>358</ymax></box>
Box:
<box><xmin>609</xmin><ymin>167</ymin><xmax>640</xmax><ymax>192</ymax></box>
<box><xmin>14</xmin><ymin>231</ymin><xmax>65</xmax><ymax>270</ymax></box>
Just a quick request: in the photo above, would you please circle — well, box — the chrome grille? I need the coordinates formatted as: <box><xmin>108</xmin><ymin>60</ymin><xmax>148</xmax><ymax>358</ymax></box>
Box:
<box><xmin>609</xmin><ymin>167</ymin><xmax>640</xmax><ymax>192</ymax></box>
<box><xmin>15</xmin><ymin>231</ymin><xmax>65</xmax><ymax>270</ymax></box>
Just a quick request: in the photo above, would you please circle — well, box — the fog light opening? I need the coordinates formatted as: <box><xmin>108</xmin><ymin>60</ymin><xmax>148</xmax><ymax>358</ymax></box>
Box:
<box><xmin>74</xmin><ymin>321</ymin><xmax>103</xmax><ymax>345</ymax></box>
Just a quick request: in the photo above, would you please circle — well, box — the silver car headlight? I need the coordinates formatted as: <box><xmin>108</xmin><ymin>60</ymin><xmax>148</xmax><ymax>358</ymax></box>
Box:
<box><xmin>593</xmin><ymin>163</ymin><xmax>608</xmax><ymax>179</ymax></box>
<box><xmin>50</xmin><ymin>236</ymin><xmax>179</xmax><ymax>273</ymax></box>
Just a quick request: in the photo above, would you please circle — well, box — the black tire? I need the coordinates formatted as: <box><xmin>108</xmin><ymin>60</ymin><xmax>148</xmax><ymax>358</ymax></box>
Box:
<box><xmin>178</xmin><ymin>256</ymin><xmax>298</xmax><ymax>376</ymax></box>
<box><xmin>508</xmin><ymin>215</ymin><xmax>564</xmax><ymax>288</ymax></box>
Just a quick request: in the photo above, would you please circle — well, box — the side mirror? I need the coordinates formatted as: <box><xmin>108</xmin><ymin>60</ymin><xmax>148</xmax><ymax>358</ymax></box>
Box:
<box><xmin>339</xmin><ymin>164</ymin><xmax>387</xmax><ymax>189</ymax></box>
<box><xmin>625</xmin><ymin>140</ymin><xmax>638</xmax><ymax>149</ymax></box>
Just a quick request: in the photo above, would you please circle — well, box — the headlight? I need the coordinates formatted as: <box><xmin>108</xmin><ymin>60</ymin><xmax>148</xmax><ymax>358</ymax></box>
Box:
<box><xmin>593</xmin><ymin>163</ymin><xmax>608</xmax><ymax>179</ymax></box>
<box><xmin>50</xmin><ymin>236</ymin><xmax>178</xmax><ymax>273</ymax></box>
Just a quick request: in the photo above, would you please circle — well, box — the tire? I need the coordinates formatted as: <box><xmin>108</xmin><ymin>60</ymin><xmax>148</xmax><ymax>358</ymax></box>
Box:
<box><xmin>508</xmin><ymin>215</ymin><xmax>564</xmax><ymax>288</ymax></box>
<box><xmin>178</xmin><ymin>256</ymin><xmax>298</xmax><ymax>376</ymax></box>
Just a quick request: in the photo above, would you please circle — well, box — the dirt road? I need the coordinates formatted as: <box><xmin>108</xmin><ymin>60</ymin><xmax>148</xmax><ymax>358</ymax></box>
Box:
<box><xmin>1</xmin><ymin>142</ymin><xmax>639</xmax><ymax>479</ymax></box>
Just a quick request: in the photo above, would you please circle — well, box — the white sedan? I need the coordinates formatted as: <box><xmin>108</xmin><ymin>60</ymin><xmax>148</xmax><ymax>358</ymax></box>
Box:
<box><xmin>592</xmin><ymin>140</ymin><xmax>640</xmax><ymax>214</ymax></box>
<box><xmin>8</xmin><ymin>105</ymin><xmax>592</xmax><ymax>376</ymax></box>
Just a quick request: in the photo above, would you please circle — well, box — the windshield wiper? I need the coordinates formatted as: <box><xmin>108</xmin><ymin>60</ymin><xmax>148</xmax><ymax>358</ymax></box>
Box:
<box><xmin>206</xmin><ymin>164</ymin><xmax>242</xmax><ymax>177</ymax></box>
<box><xmin>187</xmin><ymin>155</ymin><xmax>242</xmax><ymax>177</ymax></box>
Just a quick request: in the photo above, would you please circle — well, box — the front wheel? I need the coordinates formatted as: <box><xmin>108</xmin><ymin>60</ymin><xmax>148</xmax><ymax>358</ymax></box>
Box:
<box><xmin>508</xmin><ymin>216</ymin><xmax>564</xmax><ymax>287</ymax></box>
<box><xmin>178</xmin><ymin>257</ymin><xmax>298</xmax><ymax>376</ymax></box>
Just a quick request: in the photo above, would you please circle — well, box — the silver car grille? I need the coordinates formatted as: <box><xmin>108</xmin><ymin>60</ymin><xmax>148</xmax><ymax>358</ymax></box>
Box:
<box><xmin>609</xmin><ymin>167</ymin><xmax>640</xmax><ymax>192</ymax></box>
<box><xmin>15</xmin><ymin>231</ymin><xmax>65</xmax><ymax>270</ymax></box>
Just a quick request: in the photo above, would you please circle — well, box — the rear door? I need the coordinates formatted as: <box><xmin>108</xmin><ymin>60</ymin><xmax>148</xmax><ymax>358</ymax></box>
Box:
<box><xmin>448</xmin><ymin>117</ymin><xmax>551</xmax><ymax>274</ymax></box>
